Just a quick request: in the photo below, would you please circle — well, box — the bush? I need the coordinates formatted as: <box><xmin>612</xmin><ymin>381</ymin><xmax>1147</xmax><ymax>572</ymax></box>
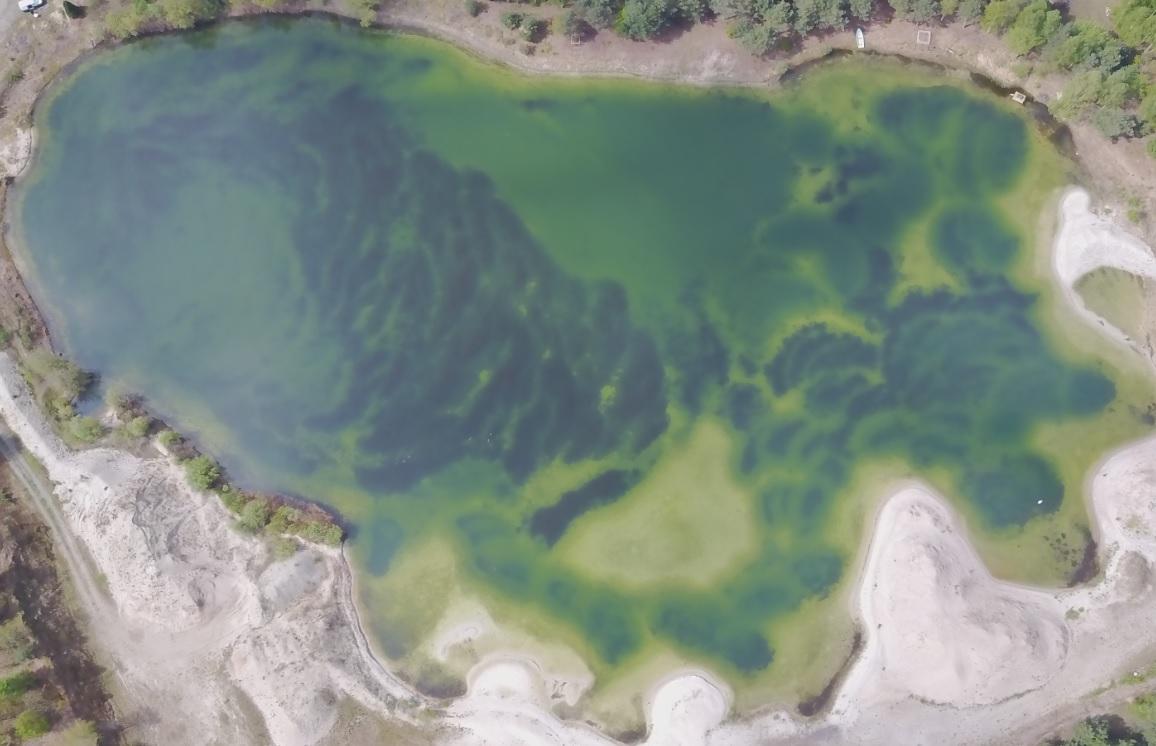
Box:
<box><xmin>0</xmin><ymin>618</ymin><xmax>32</xmax><ymax>662</ymax></box>
<box><xmin>13</xmin><ymin>709</ymin><xmax>51</xmax><ymax>739</ymax></box>
<box><xmin>217</xmin><ymin>486</ymin><xmax>248</xmax><ymax>514</ymax></box>
<box><xmin>522</xmin><ymin>16</ymin><xmax>548</xmax><ymax>39</ymax></box>
<box><xmin>981</xmin><ymin>0</ymin><xmax>1028</xmax><ymax>32</ymax></box>
<box><xmin>501</xmin><ymin>10</ymin><xmax>524</xmax><ymax>26</ymax></box>
<box><xmin>1046</xmin><ymin>21</ymin><xmax>1125</xmax><ymax>72</ymax></box>
<box><xmin>0</xmin><ymin>671</ymin><xmax>36</xmax><ymax>701</ymax></box>
<box><xmin>68</xmin><ymin>416</ymin><xmax>104</xmax><ymax>443</ymax></box>
<box><xmin>616</xmin><ymin>0</ymin><xmax>672</xmax><ymax>38</ymax></box>
<box><xmin>573</xmin><ymin>0</ymin><xmax>620</xmax><ymax>26</ymax></box>
<box><xmin>349</xmin><ymin>0</ymin><xmax>378</xmax><ymax>26</ymax></box>
<box><xmin>237</xmin><ymin>499</ymin><xmax>271</xmax><ymax>534</ymax></box>
<box><xmin>184</xmin><ymin>455</ymin><xmax>222</xmax><ymax>491</ymax></box>
<box><xmin>464</xmin><ymin>0</ymin><xmax>485</xmax><ymax>14</ymax></box>
<box><xmin>1004</xmin><ymin>0</ymin><xmax>1062</xmax><ymax>55</ymax></box>
<box><xmin>1148</xmin><ymin>138</ymin><xmax>1156</xmax><ymax>159</ymax></box>
<box><xmin>269</xmin><ymin>535</ymin><xmax>299</xmax><ymax>560</ymax></box>
<box><xmin>125</xmin><ymin>416</ymin><xmax>151</xmax><ymax>439</ymax></box>
<box><xmin>104</xmin><ymin>5</ymin><xmax>149</xmax><ymax>38</ymax></box>
<box><xmin>297</xmin><ymin>520</ymin><xmax>344</xmax><ymax>546</ymax></box>
<box><xmin>1092</xmin><ymin>107</ymin><xmax>1141</xmax><ymax>138</ymax></box>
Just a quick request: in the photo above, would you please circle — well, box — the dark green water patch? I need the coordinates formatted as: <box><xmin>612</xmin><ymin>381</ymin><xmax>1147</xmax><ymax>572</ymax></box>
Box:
<box><xmin>11</xmin><ymin>19</ymin><xmax>1146</xmax><ymax>686</ymax></box>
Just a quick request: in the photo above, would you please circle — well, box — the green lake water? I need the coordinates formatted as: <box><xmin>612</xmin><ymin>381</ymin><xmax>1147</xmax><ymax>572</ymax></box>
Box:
<box><xmin>13</xmin><ymin>18</ymin><xmax>1154</xmax><ymax>703</ymax></box>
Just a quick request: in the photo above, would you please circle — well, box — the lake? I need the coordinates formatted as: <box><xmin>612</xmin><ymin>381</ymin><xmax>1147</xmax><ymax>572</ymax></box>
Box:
<box><xmin>12</xmin><ymin>17</ymin><xmax>1152</xmax><ymax>713</ymax></box>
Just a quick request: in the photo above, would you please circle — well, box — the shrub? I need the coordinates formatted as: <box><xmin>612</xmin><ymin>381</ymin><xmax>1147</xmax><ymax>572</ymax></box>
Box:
<box><xmin>574</xmin><ymin>0</ymin><xmax>620</xmax><ymax>26</ymax></box>
<box><xmin>522</xmin><ymin>16</ymin><xmax>548</xmax><ymax>39</ymax></box>
<box><xmin>269</xmin><ymin>535</ymin><xmax>299</xmax><ymax>560</ymax></box>
<box><xmin>616</xmin><ymin>0</ymin><xmax>672</xmax><ymax>38</ymax></box>
<box><xmin>55</xmin><ymin>720</ymin><xmax>98</xmax><ymax>745</ymax></box>
<box><xmin>105</xmin><ymin>5</ymin><xmax>149</xmax><ymax>39</ymax></box>
<box><xmin>0</xmin><ymin>671</ymin><xmax>36</xmax><ymax>700</ymax></box>
<box><xmin>1092</xmin><ymin>107</ymin><xmax>1141</xmax><ymax>138</ymax></box>
<box><xmin>349</xmin><ymin>0</ymin><xmax>378</xmax><ymax>26</ymax></box>
<box><xmin>297</xmin><ymin>520</ymin><xmax>344</xmax><ymax>546</ymax></box>
<box><xmin>464</xmin><ymin>0</ymin><xmax>485</xmax><ymax>14</ymax></box>
<box><xmin>125</xmin><ymin>416</ymin><xmax>151</xmax><ymax>439</ymax></box>
<box><xmin>217</xmin><ymin>486</ymin><xmax>248</xmax><ymax>514</ymax></box>
<box><xmin>981</xmin><ymin>0</ymin><xmax>1028</xmax><ymax>32</ymax></box>
<box><xmin>1004</xmin><ymin>0</ymin><xmax>1062</xmax><ymax>55</ymax></box>
<box><xmin>237</xmin><ymin>499</ymin><xmax>271</xmax><ymax>534</ymax></box>
<box><xmin>68</xmin><ymin>416</ymin><xmax>104</xmax><ymax>443</ymax></box>
<box><xmin>501</xmin><ymin>10</ymin><xmax>524</xmax><ymax>26</ymax></box>
<box><xmin>267</xmin><ymin>505</ymin><xmax>299</xmax><ymax>534</ymax></box>
<box><xmin>184</xmin><ymin>455</ymin><xmax>222</xmax><ymax>491</ymax></box>
<box><xmin>0</xmin><ymin>618</ymin><xmax>32</xmax><ymax>662</ymax></box>
<box><xmin>14</xmin><ymin>709</ymin><xmax>51</xmax><ymax>739</ymax></box>
<box><xmin>157</xmin><ymin>429</ymin><xmax>180</xmax><ymax>449</ymax></box>
<box><xmin>1148</xmin><ymin>138</ymin><xmax>1156</xmax><ymax>159</ymax></box>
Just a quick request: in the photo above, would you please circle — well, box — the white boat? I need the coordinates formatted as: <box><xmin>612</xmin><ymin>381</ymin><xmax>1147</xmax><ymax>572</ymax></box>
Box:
<box><xmin>856</xmin><ymin>28</ymin><xmax>865</xmax><ymax>49</ymax></box>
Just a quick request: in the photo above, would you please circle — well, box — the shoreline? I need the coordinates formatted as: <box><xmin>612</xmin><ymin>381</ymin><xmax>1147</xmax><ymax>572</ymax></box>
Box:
<box><xmin>0</xmin><ymin>5</ymin><xmax>1153</xmax><ymax>742</ymax></box>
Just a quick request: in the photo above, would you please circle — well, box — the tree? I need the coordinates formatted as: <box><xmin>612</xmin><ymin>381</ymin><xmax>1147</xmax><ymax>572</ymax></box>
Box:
<box><xmin>522</xmin><ymin>16</ymin><xmax>549</xmax><ymax>40</ymax></box>
<box><xmin>616</xmin><ymin>0</ymin><xmax>674</xmax><ymax>39</ymax></box>
<box><xmin>237</xmin><ymin>499</ymin><xmax>271</xmax><ymax>534</ymax></box>
<box><xmin>1092</xmin><ymin>106</ymin><xmax>1141</xmax><ymax>137</ymax></box>
<box><xmin>982</xmin><ymin>0</ymin><xmax>1028</xmax><ymax>32</ymax></box>
<box><xmin>1004</xmin><ymin>0</ymin><xmax>1062</xmax><ymax>54</ymax></box>
<box><xmin>501</xmin><ymin>10</ymin><xmax>524</xmax><ymax>27</ymax></box>
<box><xmin>156</xmin><ymin>0</ymin><xmax>215</xmax><ymax>29</ymax></box>
<box><xmin>104</xmin><ymin>5</ymin><xmax>148</xmax><ymax>39</ymax></box>
<box><xmin>185</xmin><ymin>455</ymin><xmax>222</xmax><ymax>491</ymax></box>
<box><xmin>795</xmin><ymin>0</ymin><xmax>846</xmax><ymax>32</ymax></box>
<box><xmin>1113</xmin><ymin>0</ymin><xmax>1156</xmax><ymax>50</ymax></box>
<box><xmin>1099</xmin><ymin>63</ymin><xmax>1143</xmax><ymax>106</ymax></box>
<box><xmin>69</xmin><ymin>416</ymin><xmax>104</xmax><ymax>443</ymax></box>
<box><xmin>1046</xmin><ymin>21</ymin><xmax>1125</xmax><ymax>71</ymax></box>
<box><xmin>957</xmin><ymin>0</ymin><xmax>987</xmax><ymax>23</ymax></box>
<box><xmin>940</xmin><ymin>0</ymin><xmax>960</xmax><ymax>17</ymax></box>
<box><xmin>560</xmin><ymin>8</ymin><xmax>594</xmax><ymax>37</ymax></box>
<box><xmin>1141</xmin><ymin>91</ymin><xmax>1156</xmax><ymax>129</ymax></box>
<box><xmin>909</xmin><ymin>0</ymin><xmax>941</xmax><ymax>22</ymax></box>
<box><xmin>849</xmin><ymin>0</ymin><xmax>873</xmax><ymax>19</ymax></box>
<box><xmin>575</xmin><ymin>0</ymin><xmax>621</xmax><ymax>27</ymax></box>
<box><xmin>126</xmin><ymin>416</ymin><xmax>151</xmax><ymax>439</ymax></box>
<box><xmin>1056</xmin><ymin>68</ymin><xmax>1109</xmax><ymax>118</ymax></box>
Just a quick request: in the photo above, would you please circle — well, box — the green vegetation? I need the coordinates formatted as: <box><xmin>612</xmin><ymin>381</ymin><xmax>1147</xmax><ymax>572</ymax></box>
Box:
<box><xmin>21</xmin><ymin>350</ymin><xmax>91</xmax><ymax>425</ymax></box>
<box><xmin>0</xmin><ymin>672</ymin><xmax>35</xmax><ymax>702</ymax></box>
<box><xmin>125</xmin><ymin>415</ymin><xmax>151</xmax><ymax>439</ymax></box>
<box><xmin>66</xmin><ymin>416</ymin><xmax>103</xmax><ymax>443</ymax></box>
<box><xmin>184</xmin><ymin>455</ymin><xmax>221</xmax><ymax>490</ymax></box>
<box><xmin>464</xmin><ymin>0</ymin><xmax>485</xmax><ymax>15</ymax></box>
<box><xmin>13</xmin><ymin>709</ymin><xmax>51</xmax><ymax>739</ymax></box>
<box><xmin>237</xmin><ymin>498</ymin><xmax>270</xmax><ymax>533</ymax></box>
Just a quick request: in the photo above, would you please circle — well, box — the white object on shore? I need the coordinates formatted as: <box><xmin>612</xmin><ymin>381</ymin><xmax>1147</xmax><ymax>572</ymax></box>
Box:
<box><xmin>855</xmin><ymin>28</ymin><xmax>865</xmax><ymax>49</ymax></box>
<box><xmin>916</xmin><ymin>29</ymin><xmax>932</xmax><ymax>46</ymax></box>
<box><xmin>1011</xmin><ymin>91</ymin><xmax>1027</xmax><ymax>104</ymax></box>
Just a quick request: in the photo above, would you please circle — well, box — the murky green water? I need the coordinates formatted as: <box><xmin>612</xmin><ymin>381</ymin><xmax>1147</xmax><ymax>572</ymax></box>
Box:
<box><xmin>13</xmin><ymin>18</ymin><xmax>1151</xmax><ymax>696</ymax></box>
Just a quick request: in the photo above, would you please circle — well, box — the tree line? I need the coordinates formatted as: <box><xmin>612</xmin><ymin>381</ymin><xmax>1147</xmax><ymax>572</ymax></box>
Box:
<box><xmin>511</xmin><ymin>0</ymin><xmax>1154</xmax><ymax>152</ymax></box>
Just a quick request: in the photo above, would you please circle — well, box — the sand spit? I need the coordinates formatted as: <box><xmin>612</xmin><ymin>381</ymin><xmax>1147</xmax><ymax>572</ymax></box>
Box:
<box><xmin>1</xmin><ymin>185</ymin><xmax>1155</xmax><ymax>745</ymax></box>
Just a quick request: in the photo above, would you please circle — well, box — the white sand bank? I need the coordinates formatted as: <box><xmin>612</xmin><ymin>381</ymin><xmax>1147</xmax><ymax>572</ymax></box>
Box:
<box><xmin>2</xmin><ymin>186</ymin><xmax>1155</xmax><ymax>745</ymax></box>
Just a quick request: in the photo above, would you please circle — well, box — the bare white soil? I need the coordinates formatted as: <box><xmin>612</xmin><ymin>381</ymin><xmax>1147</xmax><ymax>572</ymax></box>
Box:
<box><xmin>3</xmin><ymin>186</ymin><xmax>1156</xmax><ymax>746</ymax></box>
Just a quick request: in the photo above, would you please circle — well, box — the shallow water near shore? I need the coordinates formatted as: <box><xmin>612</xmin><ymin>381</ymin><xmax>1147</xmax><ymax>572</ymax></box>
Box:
<box><xmin>11</xmin><ymin>17</ymin><xmax>1155</xmax><ymax>707</ymax></box>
